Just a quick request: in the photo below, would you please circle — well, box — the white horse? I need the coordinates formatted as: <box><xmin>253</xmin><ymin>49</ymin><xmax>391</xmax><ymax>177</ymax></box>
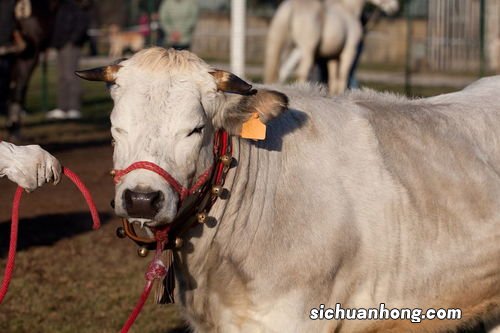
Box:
<box><xmin>264</xmin><ymin>0</ymin><xmax>399</xmax><ymax>94</ymax></box>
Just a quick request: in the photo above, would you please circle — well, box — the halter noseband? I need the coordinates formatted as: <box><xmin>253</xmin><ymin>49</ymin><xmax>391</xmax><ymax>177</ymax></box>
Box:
<box><xmin>113</xmin><ymin>161</ymin><xmax>213</xmax><ymax>202</ymax></box>
<box><xmin>113</xmin><ymin>130</ymin><xmax>232</xmax><ymax>250</ymax></box>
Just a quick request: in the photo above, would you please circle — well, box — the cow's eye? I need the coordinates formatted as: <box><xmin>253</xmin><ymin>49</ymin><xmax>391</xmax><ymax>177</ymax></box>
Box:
<box><xmin>187</xmin><ymin>126</ymin><xmax>205</xmax><ymax>137</ymax></box>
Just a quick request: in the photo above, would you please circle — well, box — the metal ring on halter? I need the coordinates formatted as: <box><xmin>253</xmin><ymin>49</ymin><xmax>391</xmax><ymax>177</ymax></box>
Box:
<box><xmin>121</xmin><ymin>218</ymin><xmax>157</xmax><ymax>246</ymax></box>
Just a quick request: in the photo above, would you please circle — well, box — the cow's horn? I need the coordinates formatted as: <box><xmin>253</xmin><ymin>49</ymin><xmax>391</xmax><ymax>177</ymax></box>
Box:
<box><xmin>210</xmin><ymin>70</ymin><xmax>256</xmax><ymax>95</ymax></box>
<box><xmin>75</xmin><ymin>65</ymin><xmax>121</xmax><ymax>83</ymax></box>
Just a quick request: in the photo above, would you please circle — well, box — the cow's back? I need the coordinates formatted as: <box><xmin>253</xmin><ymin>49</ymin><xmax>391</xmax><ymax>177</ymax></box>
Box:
<box><xmin>182</xmin><ymin>79</ymin><xmax>500</xmax><ymax>333</ymax></box>
<box><xmin>258</xmin><ymin>78</ymin><xmax>500</xmax><ymax>332</ymax></box>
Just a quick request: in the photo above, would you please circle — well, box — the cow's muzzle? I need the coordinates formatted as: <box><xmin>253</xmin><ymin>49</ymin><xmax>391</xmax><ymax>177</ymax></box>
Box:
<box><xmin>123</xmin><ymin>189</ymin><xmax>164</xmax><ymax>219</ymax></box>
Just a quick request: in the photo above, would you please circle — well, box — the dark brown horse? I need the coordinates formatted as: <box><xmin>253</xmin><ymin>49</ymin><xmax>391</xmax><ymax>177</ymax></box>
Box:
<box><xmin>6</xmin><ymin>0</ymin><xmax>59</xmax><ymax>139</ymax></box>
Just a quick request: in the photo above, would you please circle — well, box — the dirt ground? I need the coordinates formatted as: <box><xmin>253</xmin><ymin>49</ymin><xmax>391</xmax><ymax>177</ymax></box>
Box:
<box><xmin>0</xmin><ymin>143</ymin><xmax>186</xmax><ymax>332</ymax></box>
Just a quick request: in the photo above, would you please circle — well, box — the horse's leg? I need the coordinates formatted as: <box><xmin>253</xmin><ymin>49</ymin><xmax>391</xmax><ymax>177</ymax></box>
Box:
<box><xmin>296</xmin><ymin>50</ymin><xmax>315</xmax><ymax>83</ymax></box>
<box><xmin>279</xmin><ymin>47</ymin><xmax>301</xmax><ymax>83</ymax></box>
<box><xmin>336</xmin><ymin>24</ymin><xmax>362</xmax><ymax>94</ymax></box>
<box><xmin>264</xmin><ymin>0</ymin><xmax>293</xmax><ymax>83</ymax></box>
<box><xmin>337</xmin><ymin>43</ymin><xmax>360</xmax><ymax>94</ymax></box>
<box><xmin>291</xmin><ymin>1</ymin><xmax>322</xmax><ymax>83</ymax></box>
<box><xmin>327</xmin><ymin>59</ymin><xmax>339</xmax><ymax>94</ymax></box>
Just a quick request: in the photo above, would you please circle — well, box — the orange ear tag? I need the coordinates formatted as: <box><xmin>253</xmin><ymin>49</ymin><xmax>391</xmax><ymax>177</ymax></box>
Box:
<box><xmin>240</xmin><ymin>113</ymin><xmax>266</xmax><ymax>141</ymax></box>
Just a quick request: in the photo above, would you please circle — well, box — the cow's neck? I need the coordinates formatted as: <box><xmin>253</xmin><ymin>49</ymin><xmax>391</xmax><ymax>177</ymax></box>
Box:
<box><xmin>176</xmin><ymin>135</ymin><xmax>281</xmax><ymax>314</ymax></box>
<box><xmin>182</xmin><ymin>135</ymin><xmax>277</xmax><ymax>258</ymax></box>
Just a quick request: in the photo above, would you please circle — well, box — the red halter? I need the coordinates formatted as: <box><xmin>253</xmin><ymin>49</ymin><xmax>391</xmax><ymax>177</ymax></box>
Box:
<box><xmin>112</xmin><ymin>130</ymin><xmax>230</xmax><ymax>203</ymax></box>
<box><xmin>113</xmin><ymin>162</ymin><xmax>213</xmax><ymax>202</ymax></box>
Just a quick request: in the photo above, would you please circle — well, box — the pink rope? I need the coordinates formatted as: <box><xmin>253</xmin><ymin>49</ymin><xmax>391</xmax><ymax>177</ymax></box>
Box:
<box><xmin>0</xmin><ymin>166</ymin><xmax>101</xmax><ymax>304</ymax></box>
<box><xmin>120</xmin><ymin>236</ymin><xmax>169</xmax><ymax>333</ymax></box>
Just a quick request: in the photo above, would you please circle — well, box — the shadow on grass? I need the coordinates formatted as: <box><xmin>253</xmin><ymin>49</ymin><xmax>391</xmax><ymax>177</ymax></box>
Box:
<box><xmin>40</xmin><ymin>138</ymin><xmax>112</xmax><ymax>154</ymax></box>
<box><xmin>164</xmin><ymin>326</ymin><xmax>191</xmax><ymax>333</ymax></box>
<box><xmin>0</xmin><ymin>212</ymin><xmax>112</xmax><ymax>257</ymax></box>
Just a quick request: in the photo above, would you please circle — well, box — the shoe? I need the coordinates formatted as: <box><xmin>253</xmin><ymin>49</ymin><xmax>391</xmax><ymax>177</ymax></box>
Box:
<box><xmin>66</xmin><ymin>109</ymin><xmax>82</xmax><ymax>119</ymax></box>
<box><xmin>46</xmin><ymin>109</ymin><xmax>66</xmax><ymax>119</ymax></box>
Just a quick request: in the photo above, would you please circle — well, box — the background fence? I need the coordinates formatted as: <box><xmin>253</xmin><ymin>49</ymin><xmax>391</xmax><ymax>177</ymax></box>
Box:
<box><xmin>408</xmin><ymin>0</ymin><xmax>499</xmax><ymax>73</ymax></box>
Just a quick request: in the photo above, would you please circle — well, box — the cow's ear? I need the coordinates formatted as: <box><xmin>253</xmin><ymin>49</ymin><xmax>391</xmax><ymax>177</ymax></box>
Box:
<box><xmin>210</xmin><ymin>69</ymin><xmax>288</xmax><ymax>139</ymax></box>
<box><xmin>210</xmin><ymin>69</ymin><xmax>256</xmax><ymax>95</ymax></box>
<box><xmin>220</xmin><ymin>88</ymin><xmax>289</xmax><ymax>139</ymax></box>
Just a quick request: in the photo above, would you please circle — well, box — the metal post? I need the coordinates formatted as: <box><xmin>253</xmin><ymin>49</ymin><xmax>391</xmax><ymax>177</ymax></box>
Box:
<box><xmin>231</xmin><ymin>0</ymin><xmax>246</xmax><ymax>77</ymax></box>
<box><xmin>479</xmin><ymin>0</ymin><xmax>486</xmax><ymax>77</ymax></box>
<box><xmin>404</xmin><ymin>0</ymin><xmax>413</xmax><ymax>97</ymax></box>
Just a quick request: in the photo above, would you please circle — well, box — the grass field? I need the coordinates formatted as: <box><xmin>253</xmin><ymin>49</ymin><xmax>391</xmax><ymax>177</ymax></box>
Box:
<box><xmin>0</xmin><ymin>61</ymin><xmax>483</xmax><ymax>333</ymax></box>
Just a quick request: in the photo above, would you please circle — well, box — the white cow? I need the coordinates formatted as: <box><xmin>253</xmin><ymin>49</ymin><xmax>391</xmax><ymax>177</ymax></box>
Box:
<box><xmin>77</xmin><ymin>47</ymin><xmax>500</xmax><ymax>333</ymax></box>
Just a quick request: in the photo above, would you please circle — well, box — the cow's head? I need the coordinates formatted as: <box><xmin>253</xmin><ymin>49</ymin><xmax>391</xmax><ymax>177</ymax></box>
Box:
<box><xmin>76</xmin><ymin>48</ymin><xmax>288</xmax><ymax>228</ymax></box>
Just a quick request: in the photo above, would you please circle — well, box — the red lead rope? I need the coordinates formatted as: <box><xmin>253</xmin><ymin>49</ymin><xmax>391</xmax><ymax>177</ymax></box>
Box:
<box><xmin>120</xmin><ymin>229</ymin><xmax>169</xmax><ymax>333</ymax></box>
<box><xmin>0</xmin><ymin>167</ymin><xmax>101</xmax><ymax>304</ymax></box>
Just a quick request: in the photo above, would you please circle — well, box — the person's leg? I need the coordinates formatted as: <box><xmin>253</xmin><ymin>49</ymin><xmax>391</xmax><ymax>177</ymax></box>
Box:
<box><xmin>66</xmin><ymin>44</ymin><xmax>82</xmax><ymax>113</ymax></box>
<box><xmin>0</xmin><ymin>55</ymin><xmax>12</xmax><ymax>115</ymax></box>
<box><xmin>57</xmin><ymin>44</ymin><xmax>69</xmax><ymax>112</ymax></box>
<box><xmin>47</xmin><ymin>44</ymin><xmax>69</xmax><ymax>119</ymax></box>
<box><xmin>0</xmin><ymin>0</ymin><xmax>16</xmax><ymax>116</ymax></box>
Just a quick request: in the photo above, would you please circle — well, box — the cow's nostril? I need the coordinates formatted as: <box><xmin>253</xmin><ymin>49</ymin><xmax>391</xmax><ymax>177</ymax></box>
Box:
<box><xmin>123</xmin><ymin>189</ymin><xmax>164</xmax><ymax>219</ymax></box>
<box><xmin>151</xmin><ymin>191</ymin><xmax>164</xmax><ymax>211</ymax></box>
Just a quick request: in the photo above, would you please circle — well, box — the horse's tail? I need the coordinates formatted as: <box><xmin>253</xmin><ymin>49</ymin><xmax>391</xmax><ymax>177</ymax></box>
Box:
<box><xmin>264</xmin><ymin>0</ymin><xmax>293</xmax><ymax>84</ymax></box>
